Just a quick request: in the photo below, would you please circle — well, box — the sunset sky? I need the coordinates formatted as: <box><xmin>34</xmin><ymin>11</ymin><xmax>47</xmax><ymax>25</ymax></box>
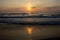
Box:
<box><xmin>0</xmin><ymin>0</ymin><xmax>60</xmax><ymax>13</ymax></box>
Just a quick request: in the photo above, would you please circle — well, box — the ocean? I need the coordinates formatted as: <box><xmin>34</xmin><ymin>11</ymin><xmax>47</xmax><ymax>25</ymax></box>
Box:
<box><xmin>0</xmin><ymin>13</ymin><xmax>60</xmax><ymax>40</ymax></box>
<box><xmin>0</xmin><ymin>18</ymin><xmax>60</xmax><ymax>25</ymax></box>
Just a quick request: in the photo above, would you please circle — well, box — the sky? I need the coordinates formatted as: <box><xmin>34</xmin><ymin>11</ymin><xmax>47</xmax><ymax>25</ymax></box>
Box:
<box><xmin>0</xmin><ymin>0</ymin><xmax>60</xmax><ymax>13</ymax></box>
<box><xmin>0</xmin><ymin>0</ymin><xmax>60</xmax><ymax>8</ymax></box>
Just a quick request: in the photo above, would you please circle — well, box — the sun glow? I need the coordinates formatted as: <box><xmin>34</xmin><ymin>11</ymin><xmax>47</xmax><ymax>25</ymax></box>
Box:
<box><xmin>27</xmin><ymin>6</ymin><xmax>32</xmax><ymax>14</ymax></box>
<box><xmin>27</xmin><ymin>6</ymin><xmax>31</xmax><ymax>11</ymax></box>
<box><xmin>26</xmin><ymin>4</ymin><xmax>32</xmax><ymax>15</ymax></box>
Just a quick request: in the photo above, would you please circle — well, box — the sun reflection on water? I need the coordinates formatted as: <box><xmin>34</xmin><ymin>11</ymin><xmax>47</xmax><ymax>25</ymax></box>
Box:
<box><xmin>27</xmin><ymin>27</ymin><xmax>32</xmax><ymax>35</ymax></box>
<box><xmin>25</xmin><ymin>26</ymin><xmax>33</xmax><ymax>40</ymax></box>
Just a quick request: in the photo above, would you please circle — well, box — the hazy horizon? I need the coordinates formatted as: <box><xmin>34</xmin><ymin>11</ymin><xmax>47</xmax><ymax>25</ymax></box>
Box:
<box><xmin>0</xmin><ymin>0</ymin><xmax>60</xmax><ymax>13</ymax></box>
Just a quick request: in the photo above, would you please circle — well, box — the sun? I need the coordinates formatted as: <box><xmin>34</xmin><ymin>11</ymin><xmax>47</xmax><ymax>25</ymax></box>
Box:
<box><xmin>27</xmin><ymin>6</ymin><xmax>31</xmax><ymax>11</ymax></box>
<box><xmin>27</xmin><ymin>6</ymin><xmax>32</xmax><ymax>14</ymax></box>
<box><xmin>26</xmin><ymin>4</ymin><xmax>32</xmax><ymax>15</ymax></box>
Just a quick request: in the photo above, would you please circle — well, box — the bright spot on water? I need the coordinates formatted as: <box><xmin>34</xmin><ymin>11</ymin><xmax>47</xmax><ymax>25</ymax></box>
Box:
<box><xmin>27</xmin><ymin>27</ymin><xmax>32</xmax><ymax>35</ymax></box>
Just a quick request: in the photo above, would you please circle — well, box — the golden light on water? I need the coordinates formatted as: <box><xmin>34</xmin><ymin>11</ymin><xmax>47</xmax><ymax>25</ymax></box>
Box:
<box><xmin>27</xmin><ymin>27</ymin><xmax>32</xmax><ymax>35</ymax></box>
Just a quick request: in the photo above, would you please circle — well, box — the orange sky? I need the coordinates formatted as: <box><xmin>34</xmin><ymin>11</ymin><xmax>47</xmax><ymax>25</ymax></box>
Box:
<box><xmin>0</xmin><ymin>0</ymin><xmax>60</xmax><ymax>13</ymax></box>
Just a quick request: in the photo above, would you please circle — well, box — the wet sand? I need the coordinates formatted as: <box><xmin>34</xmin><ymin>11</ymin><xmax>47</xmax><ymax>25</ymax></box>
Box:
<box><xmin>0</xmin><ymin>24</ymin><xmax>60</xmax><ymax>40</ymax></box>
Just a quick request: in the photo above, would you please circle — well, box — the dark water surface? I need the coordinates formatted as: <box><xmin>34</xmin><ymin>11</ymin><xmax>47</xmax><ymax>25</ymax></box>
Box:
<box><xmin>0</xmin><ymin>18</ymin><xmax>60</xmax><ymax>22</ymax></box>
<box><xmin>0</xmin><ymin>24</ymin><xmax>60</xmax><ymax>40</ymax></box>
